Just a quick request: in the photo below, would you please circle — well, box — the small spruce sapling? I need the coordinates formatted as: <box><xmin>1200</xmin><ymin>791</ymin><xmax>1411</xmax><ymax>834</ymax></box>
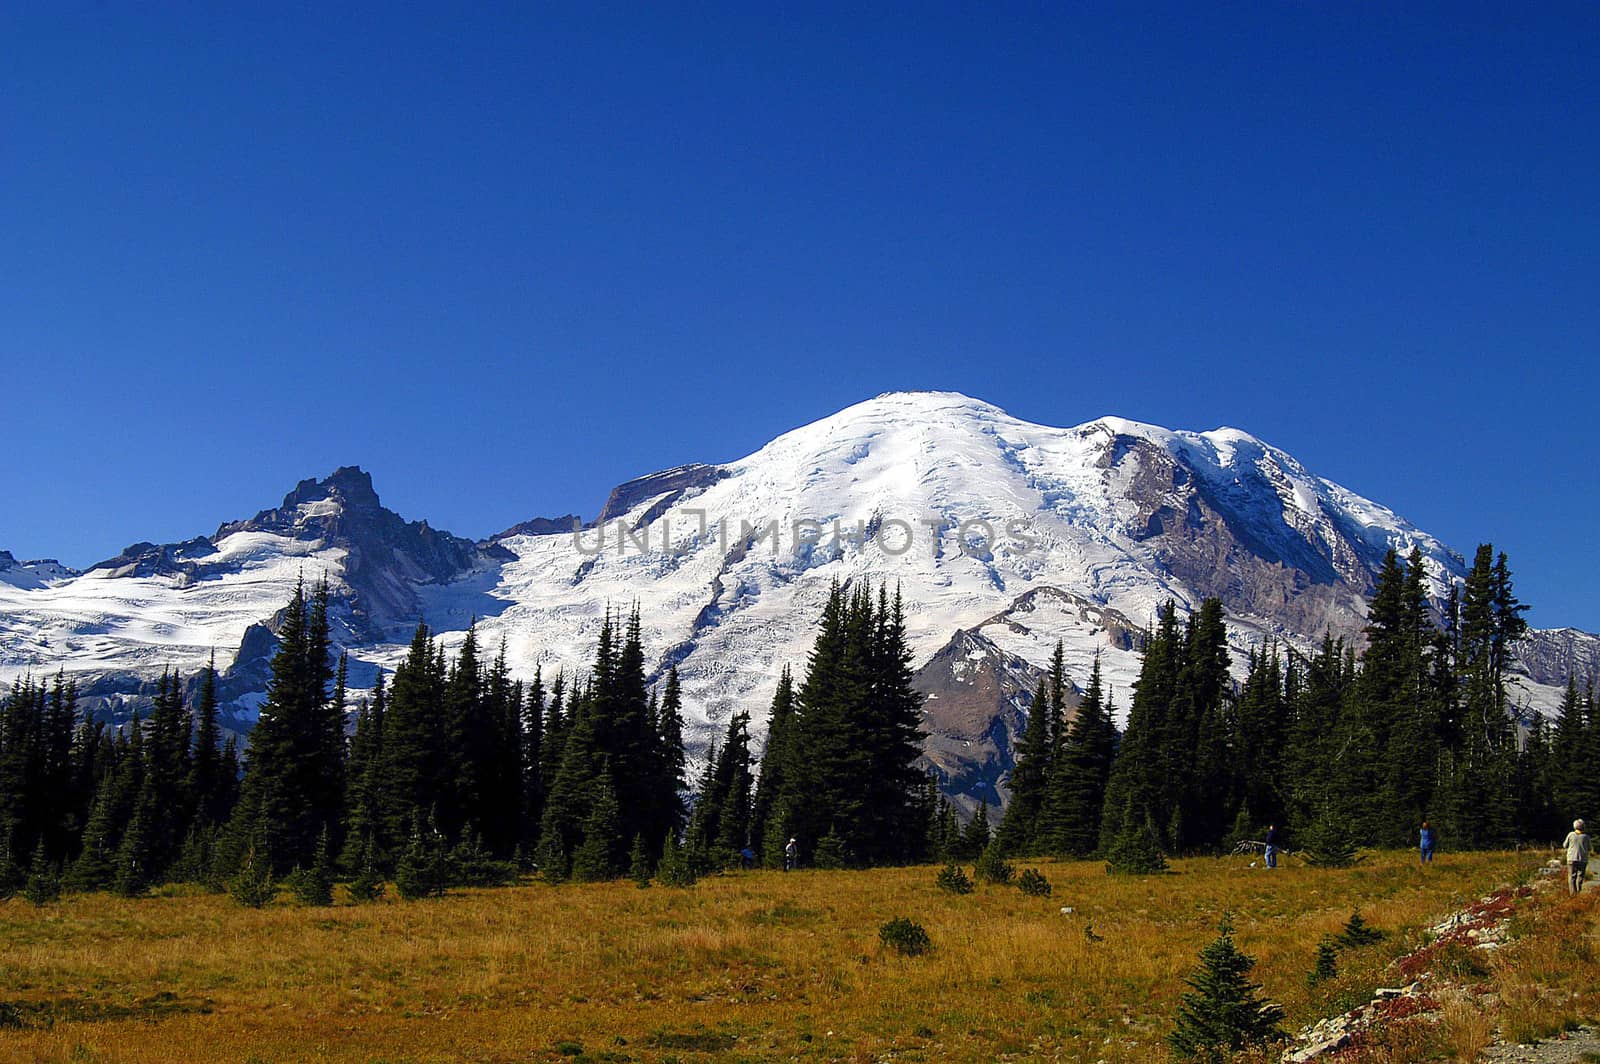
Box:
<box><xmin>629</xmin><ymin>834</ymin><xmax>653</xmax><ymax>889</ymax></box>
<box><xmin>656</xmin><ymin>831</ymin><xmax>696</xmax><ymax>888</ymax></box>
<box><xmin>878</xmin><ymin>917</ymin><xmax>931</xmax><ymax>957</ymax></box>
<box><xmin>229</xmin><ymin>844</ymin><xmax>276</xmax><ymax>909</ymax></box>
<box><xmin>935</xmin><ymin>862</ymin><xmax>974</xmax><ymax>894</ymax></box>
<box><xmin>1307</xmin><ymin>938</ymin><xmax>1339</xmax><ymax>987</ymax></box>
<box><xmin>975</xmin><ymin>840</ymin><xmax>1015</xmax><ymax>884</ymax></box>
<box><xmin>1105</xmin><ymin>815</ymin><xmax>1169</xmax><ymax>876</ymax></box>
<box><xmin>1338</xmin><ymin>911</ymin><xmax>1385</xmax><ymax>948</ymax></box>
<box><xmin>22</xmin><ymin>842</ymin><xmax>62</xmax><ymax>905</ymax></box>
<box><xmin>812</xmin><ymin>829</ymin><xmax>849</xmax><ymax>870</ymax></box>
<box><xmin>1168</xmin><ymin>916</ymin><xmax>1284</xmax><ymax>1062</ymax></box>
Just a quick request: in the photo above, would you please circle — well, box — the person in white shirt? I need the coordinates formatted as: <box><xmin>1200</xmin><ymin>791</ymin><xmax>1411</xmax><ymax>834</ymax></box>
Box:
<box><xmin>1562</xmin><ymin>819</ymin><xmax>1590</xmax><ymax>895</ymax></box>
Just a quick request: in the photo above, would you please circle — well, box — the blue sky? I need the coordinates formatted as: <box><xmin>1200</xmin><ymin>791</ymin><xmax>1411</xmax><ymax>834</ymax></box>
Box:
<box><xmin>3</xmin><ymin>5</ymin><xmax>1596</xmax><ymax>629</ymax></box>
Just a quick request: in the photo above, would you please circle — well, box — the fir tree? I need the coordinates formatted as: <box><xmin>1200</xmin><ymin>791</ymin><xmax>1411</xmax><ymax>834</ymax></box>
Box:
<box><xmin>22</xmin><ymin>840</ymin><xmax>61</xmax><ymax>905</ymax></box>
<box><xmin>994</xmin><ymin>678</ymin><xmax>1051</xmax><ymax>855</ymax></box>
<box><xmin>189</xmin><ymin>654</ymin><xmax>227</xmax><ymax>826</ymax></box>
<box><xmin>1307</xmin><ymin>939</ymin><xmax>1339</xmax><ymax>987</ymax></box>
<box><xmin>655</xmin><ymin>830</ymin><xmax>695</xmax><ymax>887</ymax></box>
<box><xmin>229</xmin><ymin>843</ymin><xmax>276</xmax><ymax>908</ymax></box>
<box><xmin>1168</xmin><ymin>917</ymin><xmax>1284</xmax><ymax>1062</ymax></box>
<box><xmin>570</xmin><ymin>769</ymin><xmax>624</xmax><ymax>882</ymax></box>
<box><xmin>628</xmin><ymin>834</ymin><xmax>653</xmax><ymax>888</ymax></box>
<box><xmin>1104</xmin><ymin>809</ymin><xmax>1169</xmax><ymax>875</ymax></box>
<box><xmin>228</xmin><ymin>580</ymin><xmax>344</xmax><ymax>874</ymax></box>
<box><xmin>750</xmin><ymin>665</ymin><xmax>795</xmax><ymax>861</ymax></box>
<box><xmin>1038</xmin><ymin>655</ymin><xmax>1116</xmax><ymax>856</ymax></box>
<box><xmin>289</xmin><ymin>828</ymin><xmax>334</xmax><ymax>905</ymax></box>
<box><xmin>958</xmin><ymin>801</ymin><xmax>992</xmax><ymax>861</ymax></box>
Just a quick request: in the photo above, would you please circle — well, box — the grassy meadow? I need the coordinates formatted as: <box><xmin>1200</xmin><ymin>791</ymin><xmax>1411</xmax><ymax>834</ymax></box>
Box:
<box><xmin>0</xmin><ymin>850</ymin><xmax>1550</xmax><ymax>1063</ymax></box>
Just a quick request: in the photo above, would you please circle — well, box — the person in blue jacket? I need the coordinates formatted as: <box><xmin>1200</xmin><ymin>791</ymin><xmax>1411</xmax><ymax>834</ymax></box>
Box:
<box><xmin>1263</xmin><ymin>824</ymin><xmax>1280</xmax><ymax>869</ymax></box>
<box><xmin>1419</xmin><ymin>820</ymin><xmax>1436</xmax><ymax>864</ymax></box>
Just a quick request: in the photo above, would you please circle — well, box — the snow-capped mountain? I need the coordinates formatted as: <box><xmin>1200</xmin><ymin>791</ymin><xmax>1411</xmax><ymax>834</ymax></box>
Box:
<box><xmin>1</xmin><ymin>392</ymin><xmax>1590</xmax><ymax>805</ymax></box>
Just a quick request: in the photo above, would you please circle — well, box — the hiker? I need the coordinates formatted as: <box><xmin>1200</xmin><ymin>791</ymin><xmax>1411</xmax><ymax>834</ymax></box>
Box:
<box><xmin>1263</xmin><ymin>824</ymin><xmax>1280</xmax><ymax>869</ymax></box>
<box><xmin>1563</xmin><ymin>819</ymin><xmax>1590</xmax><ymax>894</ymax></box>
<box><xmin>1419</xmin><ymin>820</ymin><xmax>1436</xmax><ymax>864</ymax></box>
<box><xmin>784</xmin><ymin>837</ymin><xmax>798</xmax><ymax>872</ymax></box>
<box><xmin>739</xmin><ymin>847</ymin><xmax>755</xmax><ymax>870</ymax></box>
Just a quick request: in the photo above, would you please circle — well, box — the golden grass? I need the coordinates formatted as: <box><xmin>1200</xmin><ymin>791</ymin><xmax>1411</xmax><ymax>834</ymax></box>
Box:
<box><xmin>1483</xmin><ymin>874</ymin><xmax>1600</xmax><ymax>1046</ymax></box>
<box><xmin>0</xmin><ymin>851</ymin><xmax>1539</xmax><ymax>1063</ymax></box>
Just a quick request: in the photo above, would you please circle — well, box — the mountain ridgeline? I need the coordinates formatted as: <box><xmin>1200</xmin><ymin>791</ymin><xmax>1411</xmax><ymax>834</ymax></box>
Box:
<box><xmin>2</xmin><ymin>392</ymin><xmax>1598</xmax><ymax>819</ymax></box>
<box><xmin>5</xmin><ymin>538</ymin><xmax>1598</xmax><ymax>900</ymax></box>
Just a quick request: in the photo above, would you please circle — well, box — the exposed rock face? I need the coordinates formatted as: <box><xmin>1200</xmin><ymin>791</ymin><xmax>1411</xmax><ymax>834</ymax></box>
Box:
<box><xmin>210</xmin><ymin>465</ymin><xmax>506</xmax><ymax>634</ymax></box>
<box><xmin>88</xmin><ymin>537</ymin><xmax>218</xmax><ymax>580</ymax></box>
<box><xmin>913</xmin><ymin>628</ymin><xmax>1064</xmax><ymax>816</ymax></box>
<box><xmin>0</xmin><ymin>552</ymin><xmax>79</xmax><ymax>589</ymax></box>
<box><xmin>1514</xmin><ymin>628</ymin><xmax>1600</xmax><ymax>690</ymax></box>
<box><xmin>487</xmin><ymin>515</ymin><xmax>585</xmax><ymax>540</ymax></box>
<box><xmin>1105</xmin><ymin>430</ymin><xmax>1402</xmax><ymax>644</ymax></box>
<box><xmin>596</xmin><ymin>463</ymin><xmax>728</xmax><ymax>525</ymax></box>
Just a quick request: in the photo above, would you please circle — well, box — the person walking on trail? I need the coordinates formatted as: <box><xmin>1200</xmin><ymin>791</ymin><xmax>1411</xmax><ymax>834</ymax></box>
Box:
<box><xmin>1419</xmin><ymin>820</ymin><xmax>1437</xmax><ymax>864</ymax></box>
<box><xmin>1263</xmin><ymin>824</ymin><xmax>1280</xmax><ymax>869</ymax></box>
<box><xmin>1562</xmin><ymin>820</ymin><xmax>1590</xmax><ymax>895</ymax></box>
<box><xmin>784</xmin><ymin>837</ymin><xmax>798</xmax><ymax>872</ymax></box>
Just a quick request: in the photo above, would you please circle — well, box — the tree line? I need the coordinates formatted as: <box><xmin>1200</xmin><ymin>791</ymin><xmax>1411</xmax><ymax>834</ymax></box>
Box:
<box><xmin>991</xmin><ymin>544</ymin><xmax>1599</xmax><ymax>864</ymax></box>
<box><xmin>3</xmin><ymin>543</ymin><xmax>1596</xmax><ymax>901</ymax></box>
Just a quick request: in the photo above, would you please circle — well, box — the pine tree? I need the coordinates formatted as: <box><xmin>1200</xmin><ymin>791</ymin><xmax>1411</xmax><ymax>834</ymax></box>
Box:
<box><xmin>1307</xmin><ymin>939</ymin><xmax>1338</xmax><ymax>987</ymax></box>
<box><xmin>521</xmin><ymin>665</ymin><xmax>547</xmax><ymax>851</ymax></box>
<box><xmin>772</xmin><ymin>582</ymin><xmax>926</xmax><ymax>866</ymax></box>
<box><xmin>189</xmin><ymin>654</ymin><xmax>226</xmax><ymax>826</ymax></box>
<box><xmin>1168</xmin><ymin>917</ymin><xmax>1284</xmax><ymax>1062</ymax></box>
<box><xmin>1100</xmin><ymin>602</ymin><xmax>1182</xmax><ymax>851</ymax></box>
<box><xmin>229</xmin><ymin>843</ymin><xmax>276</xmax><ymax>908</ymax></box>
<box><xmin>1299</xmin><ymin>806</ymin><xmax>1361</xmax><ymax>868</ymax></box>
<box><xmin>377</xmin><ymin>622</ymin><xmax>447</xmax><ymax>854</ymax></box>
<box><xmin>22</xmin><ymin>840</ymin><xmax>61</xmax><ymax>905</ymax></box>
<box><xmin>290</xmin><ymin>827</ymin><xmax>334</xmax><ymax>905</ymax></box>
<box><xmin>1038</xmin><ymin>655</ymin><xmax>1115</xmax><ymax>856</ymax></box>
<box><xmin>1104</xmin><ymin>808</ymin><xmax>1168</xmax><ymax>875</ymax></box>
<box><xmin>395</xmin><ymin>817</ymin><xmax>450</xmax><ymax>900</ymax></box>
<box><xmin>750</xmin><ymin>665</ymin><xmax>794</xmax><ymax>862</ymax></box>
<box><xmin>342</xmin><ymin>672</ymin><xmax>387</xmax><ymax>869</ymax></box>
<box><xmin>655</xmin><ymin>830</ymin><xmax>696</xmax><ymax>887</ymax></box>
<box><xmin>228</xmin><ymin>580</ymin><xmax>345</xmax><ymax>874</ymax></box>
<box><xmin>570</xmin><ymin>769</ymin><xmax>624</xmax><ymax>882</ymax></box>
<box><xmin>994</xmin><ymin>678</ymin><xmax>1051</xmax><ymax>856</ymax></box>
<box><xmin>652</xmin><ymin>666</ymin><xmax>688</xmax><ymax>850</ymax></box>
<box><xmin>628</xmin><ymin>834</ymin><xmax>653</xmax><ymax>888</ymax></box>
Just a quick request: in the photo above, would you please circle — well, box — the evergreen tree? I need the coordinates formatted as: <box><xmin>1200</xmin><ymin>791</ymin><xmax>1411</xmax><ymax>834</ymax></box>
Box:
<box><xmin>958</xmin><ymin>801</ymin><xmax>991</xmax><ymax>861</ymax></box>
<box><xmin>1168</xmin><ymin>917</ymin><xmax>1284</xmax><ymax>1062</ymax></box>
<box><xmin>711</xmin><ymin>712</ymin><xmax>755</xmax><ymax>856</ymax></box>
<box><xmin>22</xmin><ymin>840</ymin><xmax>61</xmax><ymax>905</ymax></box>
<box><xmin>570</xmin><ymin>769</ymin><xmax>624</xmax><ymax>882</ymax></box>
<box><xmin>189</xmin><ymin>654</ymin><xmax>227</xmax><ymax>826</ymax></box>
<box><xmin>1100</xmin><ymin>602</ymin><xmax>1183</xmax><ymax>851</ymax></box>
<box><xmin>766</xmin><ymin>582</ymin><xmax>925</xmax><ymax>866</ymax></box>
<box><xmin>342</xmin><ymin>672</ymin><xmax>387</xmax><ymax>868</ymax></box>
<box><xmin>521</xmin><ymin>665</ymin><xmax>547</xmax><ymax>850</ymax></box>
<box><xmin>750</xmin><ymin>665</ymin><xmax>794</xmax><ymax>862</ymax></box>
<box><xmin>377</xmin><ymin>621</ymin><xmax>447</xmax><ymax>854</ymax></box>
<box><xmin>994</xmin><ymin>678</ymin><xmax>1051</xmax><ymax>855</ymax></box>
<box><xmin>1038</xmin><ymin>655</ymin><xmax>1116</xmax><ymax>856</ymax></box>
<box><xmin>226</xmin><ymin>580</ymin><xmax>344</xmax><ymax>874</ymax></box>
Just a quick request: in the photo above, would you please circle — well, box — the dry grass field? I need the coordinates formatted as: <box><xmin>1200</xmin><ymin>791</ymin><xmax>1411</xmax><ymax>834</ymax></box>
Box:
<box><xmin>0</xmin><ymin>851</ymin><xmax>1551</xmax><ymax>1063</ymax></box>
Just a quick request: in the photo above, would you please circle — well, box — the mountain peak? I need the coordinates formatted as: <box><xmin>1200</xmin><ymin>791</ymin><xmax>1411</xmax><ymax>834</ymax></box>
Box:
<box><xmin>281</xmin><ymin>466</ymin><xmax>380</xmax><ymax>512</ymax></box>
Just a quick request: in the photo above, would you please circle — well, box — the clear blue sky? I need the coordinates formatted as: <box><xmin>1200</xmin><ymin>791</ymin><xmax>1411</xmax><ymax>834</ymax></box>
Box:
<box><xmin>3</xmin><ymin>5</ymin><xmax>1596</xmax><ymax>629</ymax></box>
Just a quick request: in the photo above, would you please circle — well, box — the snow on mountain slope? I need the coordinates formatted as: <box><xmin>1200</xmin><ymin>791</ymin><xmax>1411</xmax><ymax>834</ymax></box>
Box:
<box><xmin>387</xmin><ymin>391</ymin><xmax>1471</xmax><ymax>739</ymax></box>
<box><xmin>0</xmin><ymin>392</ymin><xmax>1585</xmax><ymax>790</ymax></box>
